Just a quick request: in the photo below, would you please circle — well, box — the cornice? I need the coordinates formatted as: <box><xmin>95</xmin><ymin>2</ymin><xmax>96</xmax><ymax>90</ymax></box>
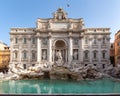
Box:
<box><xmin>85</xmin><ymin>28</ymin><xmax>110</xmax><ymax>30</ymax></box>
<box><xmin>10</xmin><ymin>32</ymin><xmax>35</xmax><ymax>35</ymax></box>
<box><xmin>35</xmin><ymin>28</ymin><xmax>85</xmax><ymax>33</ymax></box>
<box><xmin>84</xmin><ymin>32</ymin><xmax>111</xmax><ymax>35</ymax></box>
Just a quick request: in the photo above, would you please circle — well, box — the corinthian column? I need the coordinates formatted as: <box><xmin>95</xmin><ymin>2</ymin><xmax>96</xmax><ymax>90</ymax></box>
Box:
<box><xmin>48</xmin><ymin>33</ymin><xmax>52</xmax><ymax>62</ymax></box>
<box><xmin>37</xmin><ymin>37</ymin><xmax>41</xmax><ymax>62</ymax></box>
<box><xmin>68</xmin><ymin>36</ymin><xmax>73</xmax><ymax>64</ymax></box>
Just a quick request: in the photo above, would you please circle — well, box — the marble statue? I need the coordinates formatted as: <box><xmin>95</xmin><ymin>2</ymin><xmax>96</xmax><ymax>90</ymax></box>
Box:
<box><xmin>73</xmin><ymin>50</ymin><xmax>78</xmax><ymax>60</ymax></box>
<box><xmin>42</xmin><ymin>50</ymin><xmax>47</xmax><ymax>60</ymax></box>
<box><xmin>54</xmin><ymin>12</ymin><xmax>57</xmax><ymax>19</ymax></box>
<box><xmin>56</xmin><ymin>50</ymin><xmax>62</xmax><ymax>60</ymax></box>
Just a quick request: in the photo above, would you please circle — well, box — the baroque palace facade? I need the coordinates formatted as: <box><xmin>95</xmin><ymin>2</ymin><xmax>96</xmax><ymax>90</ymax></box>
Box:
<box><xmin>10</xmin><ymin>8</ymin><xmax>111</xmax><ymax>70</ymax></box>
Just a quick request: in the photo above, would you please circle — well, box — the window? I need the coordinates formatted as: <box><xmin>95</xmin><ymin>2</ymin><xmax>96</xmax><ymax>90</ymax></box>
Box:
<box><xmin>14</xmin><ymin>52</ymin><xmax>18</xmax><ymax>59</ymax></box>
<box><xmin>23</xmin><ymin>52</ymin><xmax>27</xmax><ymax>59</ymax></box>
<box><xmin>117</xmin><ymin>56</ymin><xmax>120</xmax><ymax>59</ymax></box>
<box><xmin>102</xmin><ymin>37</ymin><xmax>105</xmax><ymax>44</ymax></box>
<box><xmin>85</xmin><ymin>37</ymin><xmax>88</xmax><ymax>44</ymax></box>
<box><xmin>15</xmin><ymin>38</ymin><xmax>18</xmax><ymax>44</ymax></box>
<box><xmin>93</xmin><ymin>52</ymin><xmax>97</xmax><ymax>58</ymax></box>
<box><xmin>32</xmin><ymin>37</ymin><xmax>36</xmax><ymax>44</ymax></box>
<box><xmin>118</xmin><ymin>49</ymin><xmax>120</xmax><ymax>54</ymax></box>
<box><xmin>85</xmin><ymin>52</ymin><xmax>88</xmax><ymax>59</ymax></box>
<box><xmin>32</xmin><ymin>53</ymin><xmax>35</xmax><ymax>59</ymax></box>
<box><xmin>93</xmin><ymin>37</ymin><xmax>97</xmax><ymax>44</ymax></box>
<box><xmin>119</xmin><ymin>34</ymin><xmax>120</xmax><ymax>38</ymax></box>
<box><xmin>102</xmin><ymin>52</ymin><xmax>105</xmax><ymax>59</ymax></box>
<box><xmin>94</xmin><ymin>29</ymin><xmax>96</xmax><ymax>32</ymax></box>
<box><xmin>23</xmin><ymin>38</ymin><xmax>27</xmax><ymax>44</ymax></box>
<box><xmin>118</xmin><ymin>42</ymin><xmax>120</xmax><ymax>46</ymax></box>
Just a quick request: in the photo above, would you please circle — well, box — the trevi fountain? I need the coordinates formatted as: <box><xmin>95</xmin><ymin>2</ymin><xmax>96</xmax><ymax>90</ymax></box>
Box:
<box><xmin>0</xmin><ymin>8</ymin><xmax>120</xmax><ymax>95</ymax></box>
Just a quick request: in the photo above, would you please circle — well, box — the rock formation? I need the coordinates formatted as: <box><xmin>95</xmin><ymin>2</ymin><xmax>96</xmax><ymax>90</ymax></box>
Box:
<box><xmin>1</xmin><ymin>62</ymin><xmax>119</xmax><ymax>81</ymax></box>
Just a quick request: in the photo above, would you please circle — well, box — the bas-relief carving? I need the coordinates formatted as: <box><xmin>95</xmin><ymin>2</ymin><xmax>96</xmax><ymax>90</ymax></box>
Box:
<box><xmin>42</xmin><ymin>38</ymin><xmax>47</xmax><ymax>45</ymax></box>
<box><xmin>52</xmin><ymin>23</ymin><xmax>68</xmax><ymax>29</ymax></box>
<box><xmin>73</xmin><ymin>38</ymin><xmax>79</xmax><ymax>45</ymax></box>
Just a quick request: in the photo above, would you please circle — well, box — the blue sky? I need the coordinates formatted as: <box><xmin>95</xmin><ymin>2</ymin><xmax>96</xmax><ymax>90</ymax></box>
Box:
<box><xmin>0</xmin><ymin>0</ymin><xmax>120</xmax><ymax>45</ymax></box>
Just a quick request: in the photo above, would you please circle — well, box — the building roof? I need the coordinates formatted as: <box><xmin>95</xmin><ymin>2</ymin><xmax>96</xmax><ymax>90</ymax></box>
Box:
<box><xmin>0</xmin><ymin>41</ymin><xmax>8</xmax><ymax>50</ymax></box>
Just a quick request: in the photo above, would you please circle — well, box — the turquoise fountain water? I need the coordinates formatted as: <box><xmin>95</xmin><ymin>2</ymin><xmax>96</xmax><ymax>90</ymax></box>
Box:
<box><xmin>0</xmin><ymin>78</ymin><xmax>120</xmax><ymax>95</ymax></box>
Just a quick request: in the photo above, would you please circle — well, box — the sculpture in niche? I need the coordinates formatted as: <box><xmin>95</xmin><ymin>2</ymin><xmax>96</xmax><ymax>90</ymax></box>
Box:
<box><xmin>53</xmin><ymin>12</ymin><xmax>57</xmax><ymax>19</ymax></box>
<box><xmin>73</xmin><ymin>50</ymin><xmax>78</xmax><ymax>60</ymax></box>
<box><xmin>42</xmin><ymin>50</ymin><xmax>47</xmax><ymax>60</ymax></box>
<box><xmin>63</xmin><ymin>12</ymin><xmax>67</xmax><ymax>19</ymax></box>
<box><xmin>56</xmin><ymin>50</ymin><xmax>62</xmax><ymax>61</ymax></box>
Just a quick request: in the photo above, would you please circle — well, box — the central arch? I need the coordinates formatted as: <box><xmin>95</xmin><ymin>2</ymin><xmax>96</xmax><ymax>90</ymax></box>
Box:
<box><xmin>52</xmin><ymin>39</ymin><xmax>68</xmax><ymax>63</ymax></box>
<box><xmin>55</xmin><ymin>40</ymin><xmax>66</xmax><ymax>48</ymax></box>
